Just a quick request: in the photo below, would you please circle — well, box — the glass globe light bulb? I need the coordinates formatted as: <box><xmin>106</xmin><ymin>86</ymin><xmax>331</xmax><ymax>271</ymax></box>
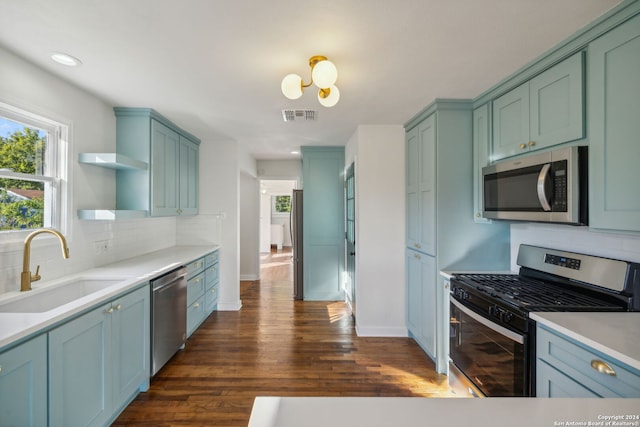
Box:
<box><xmin>312</xmin><ymin>60</ymin><xmax>337</xmax><ymax>89</ymax></box>
<box><xmin>318</xmin><ymin>85</ymin><xmax>340</xmax><ymax>107</ymax></box>
<box><xmin>281</xmin><ymin>74</ymin><xmax>303</xmax><ymax>99</ymax></box>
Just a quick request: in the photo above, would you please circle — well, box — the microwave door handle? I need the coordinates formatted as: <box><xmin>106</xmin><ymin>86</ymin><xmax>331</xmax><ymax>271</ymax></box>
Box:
<box><xmin>537</xmin><ymin>163</ymin><xmax>552</xmax><ymax>211</ymax></box>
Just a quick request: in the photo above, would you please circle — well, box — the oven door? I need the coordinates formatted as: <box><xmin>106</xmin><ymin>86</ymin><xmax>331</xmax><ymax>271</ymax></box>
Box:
<box><xmin>449</xmin><ymin>296</ymin><xmax>529</xmax><ymax>396</ymax></box>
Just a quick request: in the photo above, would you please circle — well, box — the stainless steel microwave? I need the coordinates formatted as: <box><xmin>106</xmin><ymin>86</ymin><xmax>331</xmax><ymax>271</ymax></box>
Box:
<box><xmin>482</xmin><ymin>146</ymin><xmax>588</xmax><ymax>225</ymax></box>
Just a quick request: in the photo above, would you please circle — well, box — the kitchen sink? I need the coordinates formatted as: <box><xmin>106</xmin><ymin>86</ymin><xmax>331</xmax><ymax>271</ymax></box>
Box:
<box><xmin>0</xmin><ymin>277</ymin><xmax>128</xmax><ymax>313</ymax></box>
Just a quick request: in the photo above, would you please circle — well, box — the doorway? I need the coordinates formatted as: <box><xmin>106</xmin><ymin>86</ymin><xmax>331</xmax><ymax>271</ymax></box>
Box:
<box><xmin>259</xmin><ymin>180</ymin><xmax>297</xmax><ymax>254</ymax></box>
<box><xmin>345</xmin><ymin>163</ymin><xmax>356</xmax><ymax>316</ymax></box>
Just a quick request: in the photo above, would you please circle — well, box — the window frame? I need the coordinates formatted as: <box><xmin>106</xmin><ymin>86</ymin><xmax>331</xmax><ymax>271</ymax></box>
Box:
<box><xmin>0</xmin><ymin>101</ymin><xmax>69</xmax><ymax>240</ymax></box>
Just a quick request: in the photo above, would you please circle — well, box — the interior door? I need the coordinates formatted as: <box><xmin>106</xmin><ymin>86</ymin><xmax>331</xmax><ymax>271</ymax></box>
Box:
<box><xmin>345</xmin><ymin>163</ymin><xmax>356</xmax><ymax>315</ymax></box>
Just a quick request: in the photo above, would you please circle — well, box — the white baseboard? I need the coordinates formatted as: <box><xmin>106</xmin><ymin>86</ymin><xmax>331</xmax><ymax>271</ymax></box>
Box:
<box><xmin>355</xmin><ymin>325</ymin><xmax>408</xmax><ymax>337</ymax></box>
<box><xmin>217</xmin><ymin>300</ymin><xmax>242</xmax><ymax>311</ymax></box>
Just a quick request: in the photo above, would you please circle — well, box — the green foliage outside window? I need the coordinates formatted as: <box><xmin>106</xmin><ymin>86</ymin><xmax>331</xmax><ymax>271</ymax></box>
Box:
<box><xmin>0</xmin><ymin>127</ymin><xmax>46</xmax><ymax>230</ymax></box>
<box><xmin>274</xmin><ymin>195</ymin><xmax>291</xmax><ymax>213</ymax></box>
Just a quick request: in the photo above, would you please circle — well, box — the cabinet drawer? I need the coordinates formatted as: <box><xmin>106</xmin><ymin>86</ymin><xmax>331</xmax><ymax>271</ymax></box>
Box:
<box><xmin>537</xmin><ymin>359</ymin><xmax>601</xmax><ymax>397</ymax></box>
<box><xmin>187</xmin><ymin>296</ymin><xmax>205</xmax><ymax>337</ymax></box>
<box><xmin>205</xmin><ymin>284</ymin><xmax>219</xmax><ymax>314</ymax></box>
<box><xmin>204</xmin><ymin>251</ymin><xmax>219</xmax><ymax>268</ymax></box>
<box><xmin>205</xmin><ymin>263</ymin><xmax>219</xmax><ymax>289</ymax></box>
<box><xmin>186</xmin><ymin>272</ymin><xmax>205</xmax><ymax>307</ymax></box>
<box><xmin>537</xmin><ymin>326</ymin><xmax>640</xmax><ymax>397</ymax></box>
<box><xmin>186</xmin><ymin>257</ymin><xmax>205</xmax><ymax>278</ymax></box>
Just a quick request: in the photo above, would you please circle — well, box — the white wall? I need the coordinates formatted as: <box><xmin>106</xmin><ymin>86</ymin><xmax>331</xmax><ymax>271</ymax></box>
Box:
<box><xmin>346</xmin><ymin>125</ymin><xmax>407</xmax><ymax>337</ymax></box>
<box><xmin>0</xmin><ymin>46</ymin><xmax>178</xmax><ymax>294</ymax></box>
<box><xmin>240</xmin><ymin>171</ymin><xmax>260</xmax><ymax>280</ymax></box>
<box><xmin>510</xmin><ymin>223</ymin><xmax>640</xmax><ymax>270</ymax></box>
<box><xmin>257</xmin><ymin>159</ymin><xmax>302</xmax><ymax>183</ymax></box>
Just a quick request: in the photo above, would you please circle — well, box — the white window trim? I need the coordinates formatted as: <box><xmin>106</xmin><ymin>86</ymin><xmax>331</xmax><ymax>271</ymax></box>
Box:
<box><xmin>0</xmin><ymin>101</ymin><xmax>70</xmax><ymax>246</ymax></box>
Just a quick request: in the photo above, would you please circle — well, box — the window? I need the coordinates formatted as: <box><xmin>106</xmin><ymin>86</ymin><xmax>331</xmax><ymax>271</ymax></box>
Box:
<box><xmin>0</xmin><ymin>102</ymin><xmax>67</xmax><ymax>233</ymax></box>
<box><xmin>271</xmin><ymin>195</ymin><xmax>291</xmax><ymax>215</ymax></box>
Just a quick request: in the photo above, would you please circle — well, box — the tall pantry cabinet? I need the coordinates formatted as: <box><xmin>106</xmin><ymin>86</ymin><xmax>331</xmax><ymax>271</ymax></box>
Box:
<box><xmin>405</xmin><ymin>99</ymin><xmax>510</xmax><ymax>373</ymax></box>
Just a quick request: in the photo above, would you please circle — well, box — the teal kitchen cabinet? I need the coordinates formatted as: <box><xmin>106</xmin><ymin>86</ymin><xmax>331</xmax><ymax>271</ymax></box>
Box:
<box><xmin>472</xmin><ymin>103</ymin><xmax>491</xmax><ymax>223</ymax></box>
<box><xmin>406</xmin><ymin>249</ymin><xmax>437</xmax><ymax>358</ymax></box>
<box><xmin>587</xmin><ymin>13</ymin><xmax>640</xmax><ymax>232</ymax></box>
<box><xmin>49</xmin><ymin>284</ymin><xmax>150</xmax><ymax>427</ymax></box>
<box><xmin>406</xmin><ymin>114</ymin><xmax>436</xmax><ymax>255</ymax></box>
<box><xmin>0</xmin><ymin>335</ymin><xmax>47</xmax><ymax>427</ymax></box>
<box><xmin>301</xmin><ymin>146</ymin><xmax>345</xmax><ymax>301</ymax></box>
<box><xmin>536</xmin><ymin>325</ymin><xmax>640</xmax><ymax>398</ymax></box>
<box><xmin>492</xmin><ymin>52</ymin><xmax>584</xmax><ymax>161</ymax></box>
<box><xmin>404</xmin><ymin>100</ymin><xmax>510</xmax><ymax>372</ymax></box>
<box><xmin>114</xmin><ymin>108</ymin><xmax>200</xmax><ymax>217</ymax></box>
<box><xmin>186</xmin><ymin>250</ymin><xmax>219</xmax><ymax>337</ymax></box>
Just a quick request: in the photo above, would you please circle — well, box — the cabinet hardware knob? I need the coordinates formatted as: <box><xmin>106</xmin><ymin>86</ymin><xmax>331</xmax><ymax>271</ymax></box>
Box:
<box><xmin>115</xmin><ymin>304</ymin><xmax>122</xmax><ymax>311</ymax></box>
<box><xmin>414</xmin><ymin>253</ymin><xmax>421</xmax><ymax>260</ymax></box>
<box><xmin>211</xmin><ymin>288</ymin><xmax>215</xmax><ymax>293</ymax></box>
<box><xmin>414</xmin><ymin>243</ymin><xmax>421</xmax><ymax>249</ymax></box>
<box><xmin>520</xmin><ymin>143</ymin><xmax>527</xmax><ymax>149</ymax></box>
<box><xmin>590</xmin><ymin>359</ymin><xmax>616</xmax><ymax>376</ymax></box>
<box><xmin>194</xmin><ymin>303</ymin><xmax>200</xmax><ymax>308</ymax></box>
<box><xmin>528</xmin><ymin>140</ymin><xmax>535</xmax><ymax>147</ymax></box>
<box><xmin>195</xmin><ymin>278</ymin><xmax>200</xmax><ymax>283</ymax></box>
<box><xmin>476</xmin><ymin>213</ymin><xmax>481</xmax><ymax>217</ymax></box>
<box><xmin>0</xmin><ymin>365</ymin><xmax>3</xmax><ymax>374</ymax></box>
<box><xmin>107</xmin><ymin>307</ymin><xmax>114</xmax><ymax>314</ymax></box>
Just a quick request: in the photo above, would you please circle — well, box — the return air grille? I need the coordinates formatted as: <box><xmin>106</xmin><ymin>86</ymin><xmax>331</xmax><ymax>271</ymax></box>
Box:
<box><xmin>282</xmin><ymin>109</ymin><xmax>317</xmax><ymax>122</ymax></box>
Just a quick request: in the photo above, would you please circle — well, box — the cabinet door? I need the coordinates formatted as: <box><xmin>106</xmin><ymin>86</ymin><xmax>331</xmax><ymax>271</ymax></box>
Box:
<box><xmin>406</xmin><ymin>249</ymin><xmax>437</xmax><ymax>358</ymax></box>
<box><xmin>406</xmin><ymin>126</ymin><xmax>420</xmax><ymax>250</ymax></box>
<box><xmin>418</xmin><ymin>115</ymin><xmax>437</xmax><ymax>256</ymax></box>
<box><xmin>151</xmin><ymin>119</ymin><xmax>180</xmax><ymax>216</ymax></box>
<box><xmin>0</xmin><ymin>335</ymin><xmax>47</xmax><ymax>427</ymax></box>
<box><xmin>472</xmin><ymin>104</ymin><xmax>491</xmax><ymax>223</ymax></box>
<box><xmin>111</xmin><ymin>286</ymin><xmax>150</xmax><ymax>411</ymax></box>
<box><xmin>537</xmin><ymin>360</ymin><xmax>601</xmax><ymax>397</ymax></box>
<box><xmin>530</xmin><ymin>52</ymin><xmax>584</xmax><ymax>150</ymax></box>
<box><xmin>49</xmin><ymin>303</ymin><xmax>112</xmax><ymax>427</ymax></box>
<box><xmin>492</xmin><ymin>82</ymin><xmax>530</xmax><ymax>160</ymax></box>
<box><xmin>179</xmin><ymin>136</ymin><xmax>199</xmax><ymax>215</ymax></box>
<box><xmin>588</xmin><ymin>14</ymin><xmax>640</xmax><ymax>232</ymax></box>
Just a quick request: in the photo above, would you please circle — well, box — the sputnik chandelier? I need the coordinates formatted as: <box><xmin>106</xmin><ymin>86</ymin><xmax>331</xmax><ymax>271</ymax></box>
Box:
<box><xmin>281</xmin><ymin>55</ymin><xmax>340</xmax><ymax>107</ymax></box>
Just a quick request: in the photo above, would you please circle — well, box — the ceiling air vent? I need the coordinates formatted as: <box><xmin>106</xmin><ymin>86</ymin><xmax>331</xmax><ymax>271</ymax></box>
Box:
<box><xmin>282</xmin><ymin>109</ymin><xmax>317</xmax><ymax>122</ymax></box>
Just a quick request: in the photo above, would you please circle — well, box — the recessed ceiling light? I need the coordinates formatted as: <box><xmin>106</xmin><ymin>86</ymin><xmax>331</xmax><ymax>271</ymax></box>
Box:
<box><xmin>291</xmin><ymin>151</ymin><xmax>300</xmax><ymax>155</ymax></box>
<box><xmin>51</xmin><ymin>52</ymin><xmax>82</xmax><ymax>67</ymax></box>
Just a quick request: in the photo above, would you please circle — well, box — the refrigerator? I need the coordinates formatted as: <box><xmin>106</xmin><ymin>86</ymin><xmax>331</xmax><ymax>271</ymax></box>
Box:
<box><xmin>290</xmin><ymin>189</ymin><xmax>303</xmax><ymax>300</ymax></box>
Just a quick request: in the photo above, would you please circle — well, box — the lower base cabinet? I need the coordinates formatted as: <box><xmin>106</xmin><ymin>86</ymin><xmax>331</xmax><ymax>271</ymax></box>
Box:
<box><xmin>406</xmin><ymin>248</ymin><xmax>437</xmax><ymax>359</ymax></box>
<box><xmin>49</xmin><ymin>284</ymin><xmax>150</xmax><ymax>427</ymax></box>
<box><xmin>187</xmin><ymin>250</ymin><xmax>219</xmax><ymax>337</ymax></box>
<box><xmin>0</xmin><ymin>335</ymin><xmax>47</xmax><ymax>427</ymax></box>
<box><xmin>536</xmin><ymin>325</ymin><xmax>640</xmax><ymax>397</ymax></box>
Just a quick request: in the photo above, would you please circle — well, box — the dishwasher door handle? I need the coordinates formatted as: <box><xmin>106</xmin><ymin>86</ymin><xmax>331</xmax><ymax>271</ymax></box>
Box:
<box><xmin>152</xmin><ymin>267</ymin><xmax>187</xmax><ymax>291</ymax></box>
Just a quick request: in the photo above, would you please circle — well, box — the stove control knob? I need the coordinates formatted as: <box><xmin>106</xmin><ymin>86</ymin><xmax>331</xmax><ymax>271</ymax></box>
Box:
<box><xmin>501</xmin><ymin>311</ymin><xmax>514</xmax><ymax>323</ymax></box>
<box><xmin>489</xmin><ymin>305</ymin><xmax>500</xmax><ymax>317</ymax></box>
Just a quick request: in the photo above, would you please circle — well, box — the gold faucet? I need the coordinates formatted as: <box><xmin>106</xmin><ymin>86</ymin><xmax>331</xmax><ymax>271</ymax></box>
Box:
<box><xmin>21</xmin><ymin>229</ymin><xmax>70</xmax><ymax>292</ymax></box>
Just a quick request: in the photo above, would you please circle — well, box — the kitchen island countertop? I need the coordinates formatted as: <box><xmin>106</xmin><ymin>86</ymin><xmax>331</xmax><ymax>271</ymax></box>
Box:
<box><xmin>530</xmin><ymin>311</ymin><xmax>640</xmax><ymax>371</ymax></box>
<box><xmin>249</xmin><ymin>396</ymin><xmax>640</xmax><ymax>427</ymax></box>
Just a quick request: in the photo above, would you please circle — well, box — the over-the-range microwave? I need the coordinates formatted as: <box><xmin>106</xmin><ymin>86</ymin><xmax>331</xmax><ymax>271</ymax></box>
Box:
<box><xmin>482</xmin><ymin>146</ymin><xmax>588</xmax><ymax>225</ymax></box>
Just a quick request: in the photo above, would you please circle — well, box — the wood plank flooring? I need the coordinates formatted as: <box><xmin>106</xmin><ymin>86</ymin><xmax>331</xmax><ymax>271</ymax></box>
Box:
<box><xmin>113</xmin><ymin>248</ymin><xmax>450</xmax><ymax>426</ymax></box>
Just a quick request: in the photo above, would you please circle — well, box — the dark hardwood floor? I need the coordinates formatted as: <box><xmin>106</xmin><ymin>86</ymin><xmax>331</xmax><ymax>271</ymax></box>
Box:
<box><xmin>113</xmin><ymin>247</ymin><xmax>450</xmax><ymax>426</ymax></box>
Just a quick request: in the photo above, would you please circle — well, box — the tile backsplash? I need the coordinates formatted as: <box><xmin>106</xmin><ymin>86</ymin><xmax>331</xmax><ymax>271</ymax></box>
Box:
<box><xmin>0</xmin><ymin>217</ymin><xmax>177</xmax><ymax>295</ymax></box>
<box><xmin>510</xmin><ymin>223</ymin><xmax>640</xmax><ymax>271</ymax></box>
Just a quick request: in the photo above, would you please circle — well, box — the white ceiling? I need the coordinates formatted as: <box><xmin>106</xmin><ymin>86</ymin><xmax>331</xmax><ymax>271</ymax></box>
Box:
<box><xmin>0</xmin><ymin>0</ymin><xmax>622</xmax><ymax>160</ymax></box>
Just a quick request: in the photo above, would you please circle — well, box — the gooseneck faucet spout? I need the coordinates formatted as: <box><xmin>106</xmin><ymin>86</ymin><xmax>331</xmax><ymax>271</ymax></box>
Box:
<box><xmin>21</xmin><ymin>228</ymin><xmax>70</xmax><ymax>292</ymax></box>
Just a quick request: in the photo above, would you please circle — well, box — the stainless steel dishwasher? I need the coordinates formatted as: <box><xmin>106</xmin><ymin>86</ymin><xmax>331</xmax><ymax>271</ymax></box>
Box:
<box><xmin>151</xmin><ymin>266</ymin><xmax>187</xmax><ymax>376</ymax></box>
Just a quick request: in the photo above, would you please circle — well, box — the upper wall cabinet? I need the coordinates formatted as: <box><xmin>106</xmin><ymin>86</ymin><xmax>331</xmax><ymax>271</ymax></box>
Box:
<box><xmin>114</xmin><ymin>108</ymin><xmax>200</xmax><ymax>217</ymax></box>
<box><xmin>492</xmin><ymin>52</ymin><xmax>584</xmax><ymax>161</ymax></box>
<box><xmin>587</xmin><ymin>13</ymin><xmax>640</xmax><ymax>232</ymax></box>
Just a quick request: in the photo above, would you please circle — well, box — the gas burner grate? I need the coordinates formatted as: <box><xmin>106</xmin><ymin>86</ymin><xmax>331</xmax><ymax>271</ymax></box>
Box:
<box><xmin>455</xmin><ymin>274</ymin><xmax>620</xmax><ymax>311</ymax></box>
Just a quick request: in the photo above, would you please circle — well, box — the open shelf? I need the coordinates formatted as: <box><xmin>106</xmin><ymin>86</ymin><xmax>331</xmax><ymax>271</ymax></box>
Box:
<box><xmin>78</xmin><ymin>153</ymin><xmax>147</xmax><ymax>170</ymax></box>
<box><xmin>77</xmin><ymin>210</ymin><xmax>147</xmax><ymax>220</ymax></box>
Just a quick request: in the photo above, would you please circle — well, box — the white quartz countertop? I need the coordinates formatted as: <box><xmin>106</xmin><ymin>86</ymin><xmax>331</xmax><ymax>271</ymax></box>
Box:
<box><xmin>0</xmin><ymin>245</ymin><xmax>219</xmax><ymax>350</ymax></box>
<box><xmin>249</xmin><ymin>396</ymin><xmax>640</xmax><ymax>427</ymax></box>
<box><xmin>530</xmin><ymin>312</ymin><xmax>640</xmax><ymax>371</ymax></box>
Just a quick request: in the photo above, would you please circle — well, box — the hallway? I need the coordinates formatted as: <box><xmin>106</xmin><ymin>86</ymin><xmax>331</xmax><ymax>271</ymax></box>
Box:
<box><xmin>114</xmin><ymin>248</ymin><xmax>450</xmax><ymax>426</ymax></box>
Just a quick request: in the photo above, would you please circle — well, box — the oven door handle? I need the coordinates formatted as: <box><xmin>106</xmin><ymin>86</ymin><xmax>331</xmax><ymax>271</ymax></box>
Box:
<box><xmin>450</xmin><ymin>297</ymin><xmax>524</xmax><ymax>344</ymax></box>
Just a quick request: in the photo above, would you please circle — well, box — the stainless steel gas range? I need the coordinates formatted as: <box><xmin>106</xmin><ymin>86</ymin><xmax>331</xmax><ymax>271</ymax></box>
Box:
<box><xmin>448</xmin><ymin>244</ymin><xmax>640</xmax><ymax>397</ymax></box>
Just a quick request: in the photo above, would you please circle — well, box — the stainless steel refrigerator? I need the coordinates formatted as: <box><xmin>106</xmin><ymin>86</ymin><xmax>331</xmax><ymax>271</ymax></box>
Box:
<box><xmin>290</xmin><ymin>189</ymin><xmax>303</xmax><ymax>300</ymax></box>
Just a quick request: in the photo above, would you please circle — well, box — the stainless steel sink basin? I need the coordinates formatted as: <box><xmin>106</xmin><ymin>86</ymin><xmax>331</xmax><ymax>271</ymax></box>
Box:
<box><xmin>0</xmin><ymin>277</ymin><xmax>127</xmax><ymax>313</ymax></box>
